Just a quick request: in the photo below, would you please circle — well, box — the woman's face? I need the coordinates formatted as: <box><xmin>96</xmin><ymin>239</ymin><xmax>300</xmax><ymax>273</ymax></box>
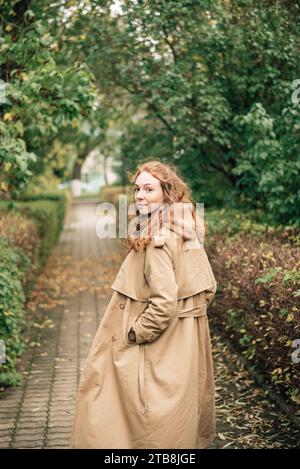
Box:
<box><xmin>134</xmin><ymin>171</ymin><xmax>164</xmax><ymax>214</ymax></box>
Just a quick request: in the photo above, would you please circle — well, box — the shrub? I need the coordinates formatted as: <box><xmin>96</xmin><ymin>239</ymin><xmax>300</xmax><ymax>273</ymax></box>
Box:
<box><xmin>0</xmin><ymin>190</ymin><xmax>70</xmax><ymax>386</ymax></box>
<box><xmin>1</xmin><ymin>190</ymin><xmax>70</xmax><ymax>269</ymax></box>
<box><xmin>206</xmin><ymin>209</ymin><xmax>300</xmax><ymax>408</ymax></box>
<box><xmin>0</xmin><ymin>211</ymin><xmax>41</xmax><ymax>296</ymax></box>
<box><xmin>16</xmin><ymin>190</ymin><xmax>72</xmax><ymax>242</ymax></box>
<box><xmin>0</xmin><ymin>238</ymin><xmax>29</xmax><ymax>386</ymax></box>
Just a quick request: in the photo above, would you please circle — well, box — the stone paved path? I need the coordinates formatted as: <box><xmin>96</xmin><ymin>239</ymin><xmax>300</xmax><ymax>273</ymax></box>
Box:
<box><xmin>0</xmin><ymin>201</ymin><xmax>121</xmax><ymax>449</ymax></box>
<box><xmin>0</xmin><ymin>201</ymin><xmax>299</xmax><ymax>449</ymax></box>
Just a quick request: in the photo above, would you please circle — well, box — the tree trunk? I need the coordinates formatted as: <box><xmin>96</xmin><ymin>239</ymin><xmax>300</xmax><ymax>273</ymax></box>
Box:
<box><xmin>103</xmin><ymin>154</ymin><xmax>108</xmax><ymax>186</ymax></box>
<box><xmin>72</xmin><ymin>160</ymin><xmax>83</xmax><ymax>180</ymax></box>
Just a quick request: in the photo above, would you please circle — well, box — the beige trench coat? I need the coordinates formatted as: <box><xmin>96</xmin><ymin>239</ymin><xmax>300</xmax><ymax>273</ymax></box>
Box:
<box><xmin>70</xmin><ymin>231</ymin><xmax>217</xmax><ymax>449</ymax></box>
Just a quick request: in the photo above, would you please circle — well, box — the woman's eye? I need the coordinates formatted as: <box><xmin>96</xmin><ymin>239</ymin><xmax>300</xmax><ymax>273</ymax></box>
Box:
<box><xmin>133</xmin><ymin>188</ymin><xmax>153</xmax><ymax>192</ymax></box>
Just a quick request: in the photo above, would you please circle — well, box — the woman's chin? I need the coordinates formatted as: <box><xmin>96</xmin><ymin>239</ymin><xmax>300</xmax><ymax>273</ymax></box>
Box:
<box><xmin>137</xmin><ymin>205</ymin><xmax>149</xmax><ymax>214</ymax></box>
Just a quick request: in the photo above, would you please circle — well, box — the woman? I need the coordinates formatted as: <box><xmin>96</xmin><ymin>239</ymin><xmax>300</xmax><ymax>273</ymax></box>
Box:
<box><xmin>69</xmin><ymin>160</ymin><xmax>217</xmax><ymax>449</ymax></box>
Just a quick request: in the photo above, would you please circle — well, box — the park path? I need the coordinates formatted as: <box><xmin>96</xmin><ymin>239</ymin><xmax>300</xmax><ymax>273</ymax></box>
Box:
<box><xmin>0</xmin><ymin>200</ymin><xmax>120</xmax><ymax>449</ymax></box>
<box><xmin>0</xmin><ymin>201</ymin><xmax>299</xmax><ymax>449</ymax></box>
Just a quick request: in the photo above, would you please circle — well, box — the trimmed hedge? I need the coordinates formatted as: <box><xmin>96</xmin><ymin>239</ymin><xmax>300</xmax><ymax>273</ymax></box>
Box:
<box><xmin>0</xmin><ymin>211</ymin><xmax>40</xmax><ymax>296</ymax></box>
<box><xmin>0</xmin><ymin>190</ymin><xmax>71</xmax><ymax>270</ymax></box>
<box><xmin>0</xmin><ymin>238</ymin><xmax>29</xmax><ymax>386</ymax></box>
<box><xmin>0</xmin><ymin>190</ymin><xmax>70</xmax><ymax>387</ymax></box>
<box><xmin>14</xmin><ymin>201</ymin><xmax>63</xmax><ymax>269</ymax></box>
<box><xmin>205</xmin><ymin>208</ymin><xmax>300</xmax><ymax>409</ymax></box>
<box><xmin>18</xmin><ymin>190</ymin><xmax>72</xmax><ymax>230</ymax></box>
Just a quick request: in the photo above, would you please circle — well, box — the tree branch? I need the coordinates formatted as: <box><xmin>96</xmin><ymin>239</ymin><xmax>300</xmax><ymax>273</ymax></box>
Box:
<box><xmin>162</xmin><ymin>24</ymin><xmax>177</xmax><ymax>61</ymax></box>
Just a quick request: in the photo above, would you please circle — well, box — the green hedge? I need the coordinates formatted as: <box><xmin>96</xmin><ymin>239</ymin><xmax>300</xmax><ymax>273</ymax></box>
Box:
<box><xmin>0</xmin><ymin>238</ymin><xmax>30</xmax><ymax>386</ymax></box>
<box><xmin>0</xmin><ymin>190</ymin><xmax>70</xmax><ymax>387</ymax></box>
<box><xmin>205</xmin><ymin>209</ymin><xmax>300</xmax><ymax>408</ymax></box>
<box><xmin>0</xmin><ymin>190</ymin><xmax>70</xmax><ymax>270</ymax></box>
<box><xmin>16</xmin><ymin>190</ymin><xmax>71</xmax><ymax>242</ymax></box>
<box><xmin>14</xmin><ymin>201</ymin><xmax>62</xmax><ymax>269</ymax></box>
<box><xmin>0</xmin><ymin>211</ymin><xmax>41</xmax><ymax>298</ymax></box>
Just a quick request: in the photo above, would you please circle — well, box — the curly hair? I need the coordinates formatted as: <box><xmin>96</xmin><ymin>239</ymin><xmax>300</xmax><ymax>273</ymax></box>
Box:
<box><xmin>123</xmin><ymin>159</ymin><xmax>197</xmax><ymax>252</ymax></box>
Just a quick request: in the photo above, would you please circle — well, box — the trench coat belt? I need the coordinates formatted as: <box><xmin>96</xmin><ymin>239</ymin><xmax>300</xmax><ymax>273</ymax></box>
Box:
<box><xmin>173</xmin><ymin>302</ymin><xmax>208</xmax><ymax>318</ymax></box>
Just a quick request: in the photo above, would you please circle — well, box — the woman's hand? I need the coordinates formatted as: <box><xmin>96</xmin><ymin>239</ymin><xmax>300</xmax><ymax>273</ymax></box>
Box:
<box><xmin>128</xmin><ymin>327</ymin><xmax>136</xmax><ymax>343</ymax></box>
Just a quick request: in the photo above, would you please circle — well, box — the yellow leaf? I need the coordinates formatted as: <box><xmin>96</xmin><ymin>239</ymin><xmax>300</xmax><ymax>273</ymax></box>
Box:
<box><xmin>286</xmin><ymin>312</ymin><xmax>294</xmax><ymax>322</ymax></box>
<box><xmin>290</xmin><ymin>394</ymin><xmax>300</xmax><ymax>404</ymax></box>
<box><xmin>0</xmin><ymin>181</ymin><xmax>8</xmax><ymax>192</ymax></box>
<box><xmin>51</xmin><ymin>42</ymin><xmax>59</xmax><ymax>51</ymax></box>
<box><xmin>272</xmin><ymin>368</ymin><xmax>282</xmax><ymax>374</ymax></box>
<box><xmin>3</xmin><ymin>311</ymin><xmax>13</xmax><ymax>316</ymax></box>
<box><xmin>4</xmin><ymin>162</ymin><xmax>12</xmax><ymax>172</ymax></box>
<box><xmin>5</xmin><ymin>24</ymin><xmax>13</xmax><ymax>32</ymax></box>
<box><xmin>20</xmin><ymin>72</ymin><xmax>28</xmax><ymax>81</ymax></box>
<box><xmin>3</xmin><ymin>112</ymin><xmax>14</xmax><ymax>121</ymax></box>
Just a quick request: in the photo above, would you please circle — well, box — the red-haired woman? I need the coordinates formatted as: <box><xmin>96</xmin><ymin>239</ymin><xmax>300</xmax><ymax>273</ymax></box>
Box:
<box><xmin>70</xmin><ymin>160</ymin><xmax>217</xmax><ymax>449</ymax></box>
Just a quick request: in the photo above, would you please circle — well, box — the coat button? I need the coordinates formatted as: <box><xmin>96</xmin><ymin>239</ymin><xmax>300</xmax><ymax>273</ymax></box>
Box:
<box><xmin>119</xmin><ymin>303</ymin><xmax>125</xmax><ymax>309</ymax></box>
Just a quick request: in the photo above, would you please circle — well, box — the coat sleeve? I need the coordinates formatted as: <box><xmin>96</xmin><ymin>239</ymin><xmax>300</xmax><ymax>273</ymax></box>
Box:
<box><xmin>131</xmin><ymin>241</ymin><xmax>178</xmax><ymax>345</ymax></box>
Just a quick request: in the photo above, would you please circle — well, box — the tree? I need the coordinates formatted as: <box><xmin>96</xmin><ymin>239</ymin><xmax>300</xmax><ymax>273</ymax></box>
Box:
<box><xmin>64</xmin><ymin>0</ymin><xmax>299</xmax><ymax>221</ymax></box>
<box><xmin>0</xmin><ymin>0</ymin><xmax>97</xmax><ymax>197</ymax></box>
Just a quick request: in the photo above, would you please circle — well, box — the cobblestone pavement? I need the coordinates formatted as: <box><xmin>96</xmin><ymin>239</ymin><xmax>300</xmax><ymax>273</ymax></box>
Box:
<box><xmin>0</xmin><ymin>201</ymin><xmax>299</xmax><ymax>449</ymax></box>
<box><xmin>0</xmin><ymin>201</ymin><xmax>121</xmax><ymax>449</ymax></box>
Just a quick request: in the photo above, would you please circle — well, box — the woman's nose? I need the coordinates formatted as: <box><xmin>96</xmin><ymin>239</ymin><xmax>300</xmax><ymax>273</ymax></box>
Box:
<box><xmin>136</xmin><ymin>191</ymin><xmax>145</xmax><ymax>199</ymax></box>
